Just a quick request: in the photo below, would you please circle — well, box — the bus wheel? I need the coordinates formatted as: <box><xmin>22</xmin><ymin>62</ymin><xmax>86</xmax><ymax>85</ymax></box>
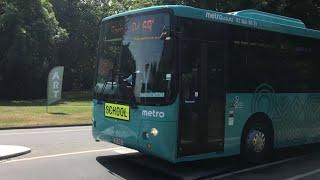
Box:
<box><xmin>242</xmin><ymin>121</ymin><xmax>273</xmax><ymax>163</ymax></box>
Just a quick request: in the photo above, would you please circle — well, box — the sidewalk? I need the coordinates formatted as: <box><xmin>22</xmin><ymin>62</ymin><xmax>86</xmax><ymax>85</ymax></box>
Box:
<box><xmin>0</xmin><ymin>145</ymin><xmax>31</xmax><ymax>160</ymax></box>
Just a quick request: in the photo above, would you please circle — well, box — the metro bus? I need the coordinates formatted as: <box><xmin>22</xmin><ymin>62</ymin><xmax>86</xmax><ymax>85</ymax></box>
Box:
<box><xmin>92</xmin><ymin>5</ymin><xmax>320</xmax><ymax>162</ymax></box>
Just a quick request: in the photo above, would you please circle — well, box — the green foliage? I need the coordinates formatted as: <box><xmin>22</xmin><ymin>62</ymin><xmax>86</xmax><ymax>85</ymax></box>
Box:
<box><xmin>0</xmin><ymin>1</ymin><xmax>5</xmax><ymax>15</ymax></box>
<box><xmin>51</xmin><ymin>0</ymin><xmax>101</xmax><ymax>90</ymax></box>
<box><xmin>0</xmin><ymin>0</ymin><xmax>67</xmax><ymax>99</ymax></box>
<box><xmin>282</xmin><ymin>0</ymin><xmax>320</xmax><ymax>29</ymax></box>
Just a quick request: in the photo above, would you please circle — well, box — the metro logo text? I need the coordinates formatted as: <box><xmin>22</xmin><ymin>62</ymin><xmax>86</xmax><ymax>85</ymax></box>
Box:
<box><xmin>142</xmin><ymin>110</ymin><xmax>165</xmax><ymax>118</ymax></box>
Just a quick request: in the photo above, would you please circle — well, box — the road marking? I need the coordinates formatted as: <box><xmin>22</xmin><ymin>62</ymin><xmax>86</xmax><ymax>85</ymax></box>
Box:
<box><xmin>0</xmin><ymin>129</ymin><xmax>90</xmax><ymax>136</ymax></box>
<box><xmin>209</xmin><ymin>156</ymin><xmax>303</xmax><ymax>180</ymax></box>
<box><xmin>285</xmin><ymin>168</ymin><xmax>320</xmax><ymax>180</ymax></box>
<box><xmin>0</xmin><ymin>147</ymin><xmax>124</xmax><ymax>164</ymax></box>
<box><xmin>114</xmin><ymin>148</ymin><xmax>138</xmax><ymax>154</ymax></box>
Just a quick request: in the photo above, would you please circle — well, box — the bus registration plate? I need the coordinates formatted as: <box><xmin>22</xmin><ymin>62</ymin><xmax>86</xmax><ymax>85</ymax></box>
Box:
<box><xmin>112</xmin><ymin>137</ymin><xmax>123</xmax><ymax>146</ymax></box>
<box><xmin>104</xmin><ymin>103</ymin><xmax>130</xmax><ymax>121</ymax></box>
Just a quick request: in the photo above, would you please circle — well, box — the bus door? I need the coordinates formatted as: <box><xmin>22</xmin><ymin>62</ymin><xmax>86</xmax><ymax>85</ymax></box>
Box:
<box><xmin>179</xmin><ymin>40</ymin><xmax>225</xmax><ymax>156</ymax></box>
<box><xmin>206</xmin><ymin>42</ymin><xmax>225</xmax><ymax>152</ymax></box>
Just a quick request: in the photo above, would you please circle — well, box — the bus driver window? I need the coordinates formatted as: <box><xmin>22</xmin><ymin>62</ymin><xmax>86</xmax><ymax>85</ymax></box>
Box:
<box><xmin>182</xmin><ymin>59</ymin><xmax>199</xmax><ymax>104</ymax></box>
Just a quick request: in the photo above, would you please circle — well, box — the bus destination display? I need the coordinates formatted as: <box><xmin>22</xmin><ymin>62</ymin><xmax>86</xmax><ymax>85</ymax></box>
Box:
<box><xmin>105</xmin><ymin>13</ymin><xmax>169</xmax><ymax>40</ymax></box>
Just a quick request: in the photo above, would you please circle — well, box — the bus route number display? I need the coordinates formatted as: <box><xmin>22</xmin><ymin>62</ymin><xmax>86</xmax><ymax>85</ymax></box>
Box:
<box><xmin>110</xmin><ymin>18</ymin><xmax>156</xmax><ymax>35</ymax></box>
<box><xmin>105</xmin><ymin>102</ymin><xmax>130</xmax><ymax>121</ymax></box>
<box><xmin>131</xmin><ymin>19</ymin><xmax>155</xmax><ymax>33</ymax></box>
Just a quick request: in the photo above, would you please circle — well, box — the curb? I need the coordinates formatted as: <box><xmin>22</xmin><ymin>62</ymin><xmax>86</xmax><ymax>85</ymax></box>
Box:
<box><xmin>0</xmin><ymin>145</ymin><xmax>31</xmax><ymax>160</ymax></box>
<box><xmin>0</xmin><ymin>124</ymin><xmax>92</xmax><ymax>131</ymax></box>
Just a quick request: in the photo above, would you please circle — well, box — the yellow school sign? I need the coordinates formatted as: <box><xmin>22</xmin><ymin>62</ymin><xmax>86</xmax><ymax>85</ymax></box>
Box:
<box><xmin>104</xmin><ymin>102</ymin><xmax>130</xmax><ymax>121</ymax></box>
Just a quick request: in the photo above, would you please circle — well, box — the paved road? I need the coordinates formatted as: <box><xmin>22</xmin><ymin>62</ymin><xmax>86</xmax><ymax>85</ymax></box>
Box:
<box><xmin>1</xmin><ymin>126</ymin><xmax>320</xmax><ymax>180</ymax></box>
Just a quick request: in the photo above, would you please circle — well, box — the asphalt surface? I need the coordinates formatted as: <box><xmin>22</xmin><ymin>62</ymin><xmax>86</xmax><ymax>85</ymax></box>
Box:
<box><xmin>1</xmin><ymin>126</ymin><xmax>320</xmax><ymax>180</ymax></box>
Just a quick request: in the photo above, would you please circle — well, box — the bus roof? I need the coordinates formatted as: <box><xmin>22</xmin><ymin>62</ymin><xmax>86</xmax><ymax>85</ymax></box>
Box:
<box><xmin>102</xmin><ymin>5</ymin><xmax>320</xmax><ymax>39</ymax></box>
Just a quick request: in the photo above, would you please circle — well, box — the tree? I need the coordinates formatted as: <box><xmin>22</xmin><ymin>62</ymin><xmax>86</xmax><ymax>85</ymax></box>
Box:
<box><xmin>0</xmin><ymin>2</ymin><xmax>5</xmax><ymax>15</ymax></box>
<box><xmin>0</xmin><ymin>0</ymin><xmax>67</xmax><ymax>99</ymax></box>
<box><xmin>50</xmin><ymin>0</ymin><xmax>103</xmax><ymax>90</ymax></box>
<box><xmin>282</xmin><ymin>0</ymin><xmax>320</xmax><ymax>30</ymax></box>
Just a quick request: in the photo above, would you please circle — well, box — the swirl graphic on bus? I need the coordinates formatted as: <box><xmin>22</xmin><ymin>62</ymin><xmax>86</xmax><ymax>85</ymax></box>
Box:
<box><xmin>251</xmin><ymin>83</ymin><xmax>276</xmax><ymax>118</ymax></box>
<box><xmin>305</xmin><ymin>95</ymin><xmax>320</xmax><ymax>124</ymax></box>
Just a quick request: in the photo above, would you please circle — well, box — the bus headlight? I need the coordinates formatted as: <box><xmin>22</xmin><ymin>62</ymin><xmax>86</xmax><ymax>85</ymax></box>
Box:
<box><xmin>150</xmin><ymin>128</ymin><xmax>159</xmax><ymax>136</ymax></box>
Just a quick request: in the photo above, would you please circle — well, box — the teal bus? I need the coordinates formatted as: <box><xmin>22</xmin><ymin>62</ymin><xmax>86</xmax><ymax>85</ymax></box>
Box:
<box><xmin>92</xmin><ymin>5</ymin><xmax>320</xmax><ymax>162</ymax></box>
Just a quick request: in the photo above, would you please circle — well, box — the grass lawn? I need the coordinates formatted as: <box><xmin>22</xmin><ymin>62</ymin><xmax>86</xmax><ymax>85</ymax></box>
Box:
<box><xmin>0</xmin><ymin>92</ymin><xmax>92</xmax><ymax>128</ymax></box>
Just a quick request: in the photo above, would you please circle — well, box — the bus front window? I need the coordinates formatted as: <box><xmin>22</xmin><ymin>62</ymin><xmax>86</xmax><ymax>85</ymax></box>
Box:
<box><xmin>95</xmin><ymin>13</ymin><xmax>175</xmax><ymax>105</ymax></box>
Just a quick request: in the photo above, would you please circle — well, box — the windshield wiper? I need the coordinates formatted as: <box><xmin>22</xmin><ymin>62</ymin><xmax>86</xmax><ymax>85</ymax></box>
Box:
<box><xmin>119</xmin><ymin>76</ymin><xmax>138</xmax><ymax>109</ymax></box>
<box><xmin>129</xmin><ymin>91</ymin><xmax>138</xmax><ymax>109</ymax></box>
<box><xmin>160</xmin><ymin>25</ymin><xmax>170</xmax><ymax>40</ymax></box>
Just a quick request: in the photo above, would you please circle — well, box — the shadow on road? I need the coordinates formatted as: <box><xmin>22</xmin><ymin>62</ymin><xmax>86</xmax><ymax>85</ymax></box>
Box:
<box><xmin>48</xmin><ymin>112</ymin><xmax>68</xmax><ymax>115</ymax></box>
<box><xmin>96</xmin><ymin>153</ymin><xmax>176</xmax><ymax>180</ymax></box>
<box><xmin>96</xmin><ymin>152</ymin><xmax>241</xmax><ymax>180</ymax></box>
<box><xmin>96</xmin><ymin>144</ymin><xmax>320</xmax><ymax>180</ymax></box>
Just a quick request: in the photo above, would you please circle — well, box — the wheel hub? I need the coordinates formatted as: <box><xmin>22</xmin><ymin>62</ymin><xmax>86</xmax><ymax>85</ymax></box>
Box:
<box><xmin>247</xmin><ymin>130</ymin><xmax>265</xmax><ymax>153</ymax></box>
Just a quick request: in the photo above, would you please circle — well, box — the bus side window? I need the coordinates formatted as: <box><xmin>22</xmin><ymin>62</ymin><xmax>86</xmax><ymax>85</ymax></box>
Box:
<box><xmin>181</xmin><ymin>40</ymin><xmax>201</xmax><ymax>103</ymax></box>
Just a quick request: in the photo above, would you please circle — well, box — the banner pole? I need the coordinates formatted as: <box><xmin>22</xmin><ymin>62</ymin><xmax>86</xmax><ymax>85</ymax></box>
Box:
<box><xmin>47</xmin><ymin>68</ymin><xmax>50</xmax><ymax>114</ymax></box>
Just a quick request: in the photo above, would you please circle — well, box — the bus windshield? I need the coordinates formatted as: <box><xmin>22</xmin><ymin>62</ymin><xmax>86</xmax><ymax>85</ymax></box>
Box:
<box><xmin>95</xmin><ymin>12</ymin><xmax>175</xmax><ymax>105</ymax></box>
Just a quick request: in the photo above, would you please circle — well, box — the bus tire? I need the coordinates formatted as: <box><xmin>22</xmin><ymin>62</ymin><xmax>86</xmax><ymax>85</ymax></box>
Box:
<box><xmin>241</xmin><ymin>120</ymin><xmax>273</xmax><ymax>163</ymax></box>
